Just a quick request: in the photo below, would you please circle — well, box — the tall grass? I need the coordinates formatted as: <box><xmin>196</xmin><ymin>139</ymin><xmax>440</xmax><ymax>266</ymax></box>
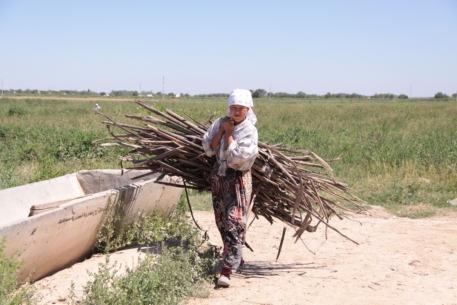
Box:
<box><xmin>1</xmin><ymin>97</ymin><xmax>456</xmax><ymax>216</ymax></box>
<box><xmin>255</xmin><ymin>99</ymin><xmax>457</xmax><ymax>215</ymax></box>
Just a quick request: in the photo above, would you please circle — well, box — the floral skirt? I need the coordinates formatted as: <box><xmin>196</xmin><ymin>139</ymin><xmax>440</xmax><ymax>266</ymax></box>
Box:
<box><xmin>211</xmin><ymin>163</ymin><xmax>252</xmax><ymax>273</ymax></box>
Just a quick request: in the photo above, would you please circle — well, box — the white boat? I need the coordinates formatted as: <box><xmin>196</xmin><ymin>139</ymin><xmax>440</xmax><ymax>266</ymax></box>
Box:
<box><xmin>0</xmin><ymin>170</ymin><xmax>183</xmax><ymax>281</ymax></box>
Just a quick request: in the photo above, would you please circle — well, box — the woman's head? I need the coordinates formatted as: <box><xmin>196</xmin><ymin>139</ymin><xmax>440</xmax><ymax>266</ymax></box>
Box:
<box><xmin>227</xmin><ymin>89</ymin><xmax>257</xmax><ymax>125</ymax></box>
<box><xmin>229</xmin><ymin>104</ymin><xmax>249</xmax><ymax>124</ymax></box>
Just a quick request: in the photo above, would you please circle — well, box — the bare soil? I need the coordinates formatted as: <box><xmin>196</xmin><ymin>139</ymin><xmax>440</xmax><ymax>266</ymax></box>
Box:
<box><xmin>33</xmin><ymin>206</ymin><xmax>457</xmax><ymax>305</ymax></box>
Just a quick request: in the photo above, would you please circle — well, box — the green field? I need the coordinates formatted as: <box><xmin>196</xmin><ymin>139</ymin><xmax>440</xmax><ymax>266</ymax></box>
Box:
<box><xmin>1</xmin><ymin>97</ymin><xmax>456</xmax><ymax>217</ymax></box>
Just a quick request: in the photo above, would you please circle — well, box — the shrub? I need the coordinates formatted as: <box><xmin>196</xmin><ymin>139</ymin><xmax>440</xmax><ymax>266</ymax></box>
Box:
<box><xmin>0</xmin><ymin>237</ymin><xmax>37</xmax><ymax>305</ymax></box>
<box><xmin>434</xmin><ymin>92</ymin><xmax>449</xmax><ymax>99</ymax></box>
<box><xmin>7</xmin><ymin>107</ymin><xmax>27</xmax><ymax>117</ymax></box>
<box><xmin>70</xmin><ymin>244</ymin><xmax>218</xmax><ymax>305</ymax></box>
<box><xmin>71</xmin><ymin>198</ymin><xmax>219</xmax><ymax>305</ymax></box>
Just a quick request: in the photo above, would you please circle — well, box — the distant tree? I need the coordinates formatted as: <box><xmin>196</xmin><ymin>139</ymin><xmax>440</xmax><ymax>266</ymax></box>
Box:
<box><xmin>324</xmin><ymin>92</ymin><xmax>332</xmax><ymax>98</ymax></box>
<box><xmin>434</xmin><ymin>92</ymin><xmax>449</xmax><ymax>99</ymax></box>
<box><xmin>372</xmin><ymin>93</ymin><xmax>395</xmax><ymax>99</ymax></box>
<box><xmin>398</xmin><ymin>94</ymin><xmax>409</xmax><ymax>99</ymax></box>
<box><xmin>112</xmin><ymin>90</ymin><xmax>124</xmax><ymax>97</ymax></box>
<box><xmin>194</xmin><ymin>93</ymin><xmax>228</xmax><ymax>98</ymax></box>
<box><xmin>348</xmin><ymin>93</ymin><xmax>364</xmax><ymax>98</ymax></box>
<box><xmin>100</xmin><ymin>92</ymin><xmax>106</xmax><ymax>96</ymax></box>
<box><xmin>452</xmin><ymin>93</ymin><xmax>457</xmax><ymax>98</ymax></box>
<box><xmin>252</xmin><ymin>89</ymin><xmax>267</xmax><ymax>98</ymax></box>
<box><xmin>132</xmin><ymin>91</ymin><xmax>139</xmax><ymax>97</ymax></box>
<box><xmin>296</xmin><ymin>91</ymin><xmax>306</xmax><ymax>98</ymax></box>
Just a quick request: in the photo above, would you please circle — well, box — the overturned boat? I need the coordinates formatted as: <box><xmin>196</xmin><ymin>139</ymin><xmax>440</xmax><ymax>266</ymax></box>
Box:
<box><xmin>0</xmin><ymin>169</ymin><xmax>183</xmax><ymax>281</ymax></box>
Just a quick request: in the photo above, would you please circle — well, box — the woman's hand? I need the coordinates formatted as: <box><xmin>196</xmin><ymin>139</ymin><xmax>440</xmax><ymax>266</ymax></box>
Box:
<box><xmin>222</xmin><ymin>116</ymin><xmax>234</xmax><ymax>134</ymax></box>
<box><xmin>222</xmin><ymin>116</ymin><xmax>234</xmax><ymax>149</ymax></box>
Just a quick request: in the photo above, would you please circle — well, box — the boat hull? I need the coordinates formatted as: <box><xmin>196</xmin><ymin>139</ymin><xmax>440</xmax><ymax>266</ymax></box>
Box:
<box><xmin>0</xmin><ymin>170</ymin><xmax>183</xmax><ymax>281</ymax></box>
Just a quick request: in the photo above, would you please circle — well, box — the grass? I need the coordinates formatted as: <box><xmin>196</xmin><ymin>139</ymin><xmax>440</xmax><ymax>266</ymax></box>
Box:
<box><xmin>93</xmin><ymin>190</ymin><xmax>206</xmax><ymax>253</ymax></box>
<box><xmin>1</xmin><ymin>96</ymin><xmax>456</xmax><ymax>216</ymax></box>
<box><xmin>182</xmin><ymin>189</ymin><xmax>213</xmax><ymax>211</ymax></box>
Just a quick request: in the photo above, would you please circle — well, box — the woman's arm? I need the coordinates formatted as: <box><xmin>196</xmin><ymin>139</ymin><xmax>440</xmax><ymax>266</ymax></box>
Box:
<box><xmin>202</xmin><ymin>117</ymin><xmax>225</xmax><ymax>156</ymax></box>
<box><xmin>210</xmin><ymin>124</ymin><xmax>225</xmax><ymax>149</ymax></box>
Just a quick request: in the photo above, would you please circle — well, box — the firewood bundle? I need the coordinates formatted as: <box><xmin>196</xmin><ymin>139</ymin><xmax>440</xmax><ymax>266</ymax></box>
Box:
<box><xmin>94</xmin><ymin>100</ymin><xmax>365</xmax><ymax>244</ymax></box>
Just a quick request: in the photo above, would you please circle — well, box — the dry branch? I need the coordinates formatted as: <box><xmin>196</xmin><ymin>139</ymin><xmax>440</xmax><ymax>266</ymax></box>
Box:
<box><xmin>94</xmin><ymin>100</ymin><xmax>366</xmax><ymax>243</ymax></box>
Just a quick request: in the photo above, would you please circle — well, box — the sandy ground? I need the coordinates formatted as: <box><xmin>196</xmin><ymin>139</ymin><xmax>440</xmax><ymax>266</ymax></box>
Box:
<box><xmin>33</xmin><ymin>206</ymin><xmax>457</xmax><ymax>305</ymax></box>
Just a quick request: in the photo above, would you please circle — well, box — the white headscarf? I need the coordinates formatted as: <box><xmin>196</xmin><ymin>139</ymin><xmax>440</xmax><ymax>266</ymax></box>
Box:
<box><xmin>227</xmin><ymin>89</ymin><xmax>257</xmax><ymax>125</ymax></box>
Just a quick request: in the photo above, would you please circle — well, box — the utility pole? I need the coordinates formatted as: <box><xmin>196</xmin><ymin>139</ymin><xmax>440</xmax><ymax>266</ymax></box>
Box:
<box><xmin>162</xmin><ymin>77</ymin><xmax>164</xmax><ymax>100</ymax></box>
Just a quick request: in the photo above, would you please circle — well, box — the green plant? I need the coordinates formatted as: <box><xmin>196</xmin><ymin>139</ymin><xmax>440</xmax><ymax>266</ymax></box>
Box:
<box><xmin>0</xmin><ymin>237</ymin><xmax>37</xmax><ymax>305</ymax></box>
<box><xmin>7</xmin><ymin>107</ymin><xmax>27</xmax><ymax>117</ymax></box>
<box><xmin>94</xmin><ymin>192</ymin><xmax>201</xmax><ymax>253</ymax></box>
<box><xmin>69</xmin><ymin>197</ymin><xmax>219</xmax><ymax>305</ymax></box>
<box><xmin>70</xmin><ymin>243</ymin><xmax>218</xmax><ymax>305</ymax></box>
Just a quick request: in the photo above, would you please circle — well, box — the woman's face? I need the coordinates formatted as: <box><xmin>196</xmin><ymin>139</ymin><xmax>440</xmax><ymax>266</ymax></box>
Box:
<box><xmin>229</xmin><ymin>105</ymin><xmax>249</xmax><ymax>124</ymax></box>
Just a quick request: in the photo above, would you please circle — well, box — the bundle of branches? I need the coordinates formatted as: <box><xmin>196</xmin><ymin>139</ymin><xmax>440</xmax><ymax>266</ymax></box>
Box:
<box><xmin>94</xmin><ymin>100</ymin><xmax>365</xmax><ymax>244</ymax></box>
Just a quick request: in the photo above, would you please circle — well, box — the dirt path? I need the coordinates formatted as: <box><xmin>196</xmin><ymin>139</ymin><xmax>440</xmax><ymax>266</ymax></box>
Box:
<box><xmin>33</xmin><ymin>206</ymin><xmax>457</xmax><ymax>305</ymax></box>
<box><xmin>190</xmin><ymin>206</ymin><xmax>457</xmax><ymax>305</ymax></box>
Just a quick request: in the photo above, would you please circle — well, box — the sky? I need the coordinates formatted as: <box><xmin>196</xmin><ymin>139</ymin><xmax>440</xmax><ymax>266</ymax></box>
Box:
<box><xmin>0</xmin><ymin>0</ymin><xmax>456</xmax><ymax>97</ymax></box>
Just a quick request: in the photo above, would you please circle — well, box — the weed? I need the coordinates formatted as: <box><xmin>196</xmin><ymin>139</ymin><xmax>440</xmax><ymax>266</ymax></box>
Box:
<box><xmin>69</xmin><ymin>198</ymin><xmax>218</xmax><ymax>304</ymax></box>
<box><xmin>7</xmin><ymin>107</ymin><xmax>27</xmax><ymax>117</ymax></box>
<box><xmin>0</xmin><ymin>237</ymin><xmax>38</xmax><ymax>305</ymax></box>
<box><xmin>94</xmin><ymin>192</ymin><xmax>200</xmax><ymax>253</ymax></box>
<box><xmin>69</xmin><ymin>243</ymin><xmax>218</xmax><ymax>305</ymax></box>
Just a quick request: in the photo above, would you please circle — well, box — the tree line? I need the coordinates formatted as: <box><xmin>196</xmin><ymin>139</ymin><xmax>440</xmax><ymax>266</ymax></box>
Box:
<box><xmin>2</xmin><ymin>88</ymin><xmax>456</xmax><ymax>99</ymax></box>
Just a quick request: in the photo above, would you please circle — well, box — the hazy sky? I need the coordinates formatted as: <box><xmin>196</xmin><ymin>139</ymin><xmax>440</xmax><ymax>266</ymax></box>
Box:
<box><xmin>0</xmin><ymin>0</ymin><xmax>456</xmax><ymax>97</ymax></box>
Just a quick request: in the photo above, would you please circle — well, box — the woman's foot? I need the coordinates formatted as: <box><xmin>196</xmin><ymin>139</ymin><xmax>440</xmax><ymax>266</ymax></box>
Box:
<box><xmin>217</xmin><ymin>264</ymin><xmax>232</xmax><ymax>287</ymax></box>
<box><xmin>217</xmin><ymin>275</ymin><xmax>230</xmax><ymax>287</ymax></box>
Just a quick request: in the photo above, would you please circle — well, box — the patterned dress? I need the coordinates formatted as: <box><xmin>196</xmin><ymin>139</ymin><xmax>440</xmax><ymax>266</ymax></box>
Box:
<box><xmin>202</xmin><ymin>117</ymin><xmax>258</xmax><ymax>276</ymax></box>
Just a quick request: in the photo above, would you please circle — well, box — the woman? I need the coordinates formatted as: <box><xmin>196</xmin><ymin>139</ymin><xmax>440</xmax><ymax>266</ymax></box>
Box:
<box><xmin>202</xmin><ymin>89</ymin><xmax>259</xmax><ymax>287</ymax></box>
